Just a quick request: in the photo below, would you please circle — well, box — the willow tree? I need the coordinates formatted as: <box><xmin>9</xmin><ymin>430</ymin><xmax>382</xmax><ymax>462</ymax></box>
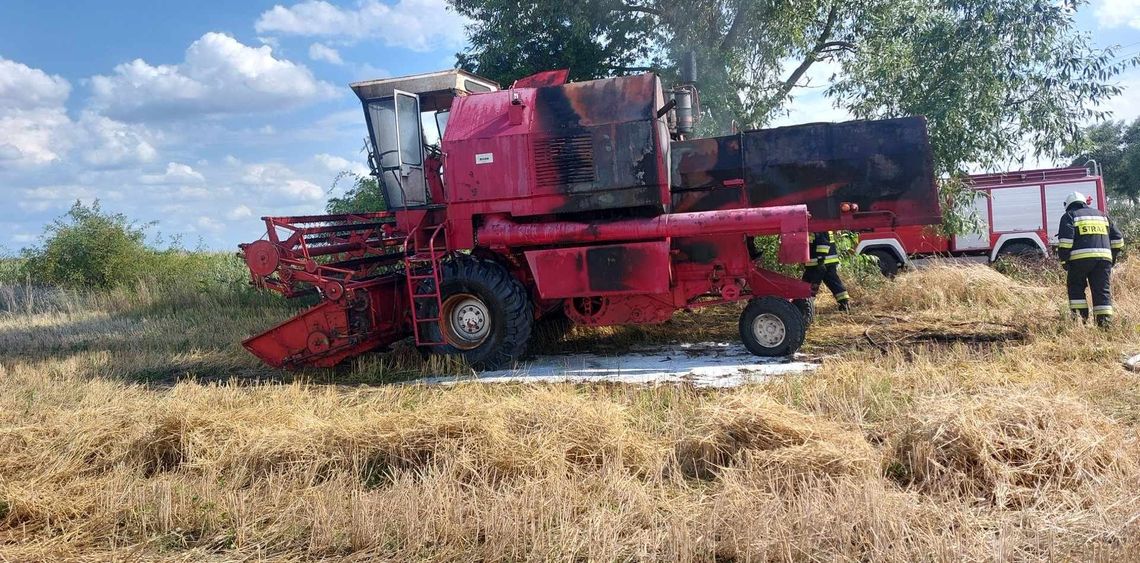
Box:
<box><xmin>449</xmin><ymin>0</ymin><xmax>1136</xmax><ymax>174</ymax></box>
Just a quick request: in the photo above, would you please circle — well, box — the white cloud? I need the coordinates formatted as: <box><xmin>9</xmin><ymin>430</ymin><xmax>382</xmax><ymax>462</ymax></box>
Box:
<box><xmin>255</xmin><ymin>0</ymin><xmax>468</xmax><ymax>52</ymax></box>
<box><xmin>89</xmin><ymin>32</ymin><xmax>337</xmax><ymax>121</ymax></box>
<box><xmin>315</xmin><ymin>152</ymin><xmax>368</xmax><ymax>175</ymax></box>
<box><xmin>0</xmin><ymin>57</ymin><xmax>70</xmax><ymax>111</ymax></box>
<box><xmin>227</xmin><ymin>204</ymin><xmax>254</xmax><ymax>220</ymax></box>
<box><xmin>0</xmin><ymin>58</ymin><xmax>74</xmax><ymax>166</ymax></box>
<box><xmin>0</xmin><ymin>107</ymin><xmax>72</xmax><ymax>165</ymax></box>
<box><xmin>139</xmin><ymin>162</ymin><xmax>205</xmax><ymax>185</ymax></box>
<box><xmin>309</xmin><ymin>42</ymin><xmax>344</xmax><ymax>65</ymax></box>
<box><xmin>241</xmin><ymin>162</ymin><xmax>325</xmax><ymax>201</ymax></box>
<box><xmin>196</xmin><ymin>216</ymin><xmax>225</xmax><ymax>233</ymax></box>
<box><xmin>1095</xmin><ymin>0</ymin><xmax>1140</xmax><ymax>29</ymax></box>
<box><xmin>77</xmin><ymin>112</ymin><xmax>158</xmax><ymax>168</ymax></box>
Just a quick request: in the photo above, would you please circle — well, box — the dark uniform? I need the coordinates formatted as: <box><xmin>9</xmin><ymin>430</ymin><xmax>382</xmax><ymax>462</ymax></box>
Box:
<box><xmin>1057</xmin><ymin>202</ymin><xmax>1123</xmax><ymax>325</ymax></box>
<box><xmin>803</xmin><ymin>231</ymin><xmax>850</xmax><ymax>310</ymax></box>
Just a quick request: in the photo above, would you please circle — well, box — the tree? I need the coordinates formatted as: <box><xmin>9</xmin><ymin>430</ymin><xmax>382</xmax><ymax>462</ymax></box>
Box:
<box><xmin>325</xmin><ymin>173</ymin><xmax>387</xmax><ymax>214</ymax></box>
<box><xmin>449</xmin><ymin>0</ymin><xmax>1136</xmax><ymax>175</ymax></box>
<box><xmin>1064</xmin><ymin>119</ymin><xmax>1140</xmax><ymax>202</ymax></box>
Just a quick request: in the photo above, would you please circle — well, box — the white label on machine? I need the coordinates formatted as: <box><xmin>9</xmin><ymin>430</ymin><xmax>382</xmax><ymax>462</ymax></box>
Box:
<box><xmin>475</xmin><ymin>153</ymin><xmax>494</xmax><ymax>164</ymax></box>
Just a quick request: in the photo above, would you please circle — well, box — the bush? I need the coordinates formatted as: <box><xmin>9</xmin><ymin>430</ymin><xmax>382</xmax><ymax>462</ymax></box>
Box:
<box><xmin>20</xmin><ymin>201</ymin><xmax>157</xmax><ymax>289</ymax></box>
<box><xmin>752</xmin><ymin>232</ymin><xmax>884</xmax><ymax>289</ymax></box>
<box><xmin>19</xmin><ymin>200</ymin><xmax>251</xmax><ymax>291</ymax></box>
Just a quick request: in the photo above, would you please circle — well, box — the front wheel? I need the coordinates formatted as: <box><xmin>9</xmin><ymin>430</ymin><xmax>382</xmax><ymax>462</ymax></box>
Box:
<box><xmin>792</xmin><ymin>298</ymin><xmax>815</xmax><ymax>327</ymax></box>
<box><xmin>739</xmin><ymin>297</ymin><xmax>807</xmax><ymax>357</ymax></box>
<box><xmin>420</xmin><ymin>257</ymin><xmax>534</xmax><ymax>370</ymax></box>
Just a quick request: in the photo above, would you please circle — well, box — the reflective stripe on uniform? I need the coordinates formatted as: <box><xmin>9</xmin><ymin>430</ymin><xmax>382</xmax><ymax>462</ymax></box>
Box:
<box><xmin>823</xmin><ymin>255</ymin><xmax>840</xmax><ymax>264</ymax></box>
<box><xmin>835</xmin><ymin>291</ymin><xmax>849</xmax><ymax>301</ymax></box>
<box><xmin>1057</xmin><ymin>238</ymin><xmax>1074</xmax><ymax>249</ymax></box>
<box><xmin>1111</xmin><ymin>238</ymin><xmax>1124</xmax><ymax>249</ymax></box>
<box><xmin>1093</xmin><ymin>305</ymin><xmax>1115</xmax><ymax>316</ymax></box>
<box><xmin>1074</xmin><ymin>216</ymin><xmax>1109</xmax><ymax>225</ymax></box>
<box><xmin>1069</xmin><ymin>299</ymin><xmax>1088</xmax><ymax>310</ymax></box>
<box><xmin>1068</xmin><ymin>248</ymin><xmax>1113</xmax><ymax>260</ymax></box>
<box><xmin>816</xmin><ymin>245</ymin><xmax>832</xmax><ymax>253</ymax></box>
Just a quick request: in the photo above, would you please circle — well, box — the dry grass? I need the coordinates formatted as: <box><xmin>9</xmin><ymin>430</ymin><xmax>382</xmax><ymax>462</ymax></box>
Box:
<box><xmin>2</xmin><ymin>262</ymin><xmax>1140</xmax><ymax>561</ymax></box>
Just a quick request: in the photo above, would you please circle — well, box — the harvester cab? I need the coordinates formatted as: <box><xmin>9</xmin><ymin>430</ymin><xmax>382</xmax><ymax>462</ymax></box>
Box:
<box><xmin>350</xmin><ymin>70</ymin><xmax>499</xmax><ymax>208</ymax></box>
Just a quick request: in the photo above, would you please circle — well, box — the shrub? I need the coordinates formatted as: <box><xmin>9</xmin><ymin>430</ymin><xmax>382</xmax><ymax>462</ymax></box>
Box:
<box><xmin>20</xmin><ymin>201</ymin><xmax>155</xmax><ymax>289</ymax></box>
<box><xmin>19</xmin><ymin>200</ymin><xmax>252</xmax><ymax>291</ymax></box>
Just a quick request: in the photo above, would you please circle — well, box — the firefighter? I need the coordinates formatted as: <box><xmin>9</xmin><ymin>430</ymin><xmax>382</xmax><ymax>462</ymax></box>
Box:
<box><xmin>1056</xmin><ymin>191</ymin><xmax>1124</xmax><ymax>326</ymax></box>
<box><xmin>803</xmin><ymin>231</ymin><xmax>850</xmax><ymax>311</ymax></box>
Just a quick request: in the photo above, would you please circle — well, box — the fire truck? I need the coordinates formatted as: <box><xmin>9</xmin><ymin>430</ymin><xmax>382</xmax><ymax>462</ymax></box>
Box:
<box><xmin>856</xmin><ymin>164</ymin><xmax>1107</xmax><ymax>276</ymax></box>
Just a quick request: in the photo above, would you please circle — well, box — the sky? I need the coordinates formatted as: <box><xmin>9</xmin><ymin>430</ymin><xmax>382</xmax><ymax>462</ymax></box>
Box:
<box><xmin>0</xmin><ymin>0</ymin><xmax>1138</xmax><ymax>253</ymax></box>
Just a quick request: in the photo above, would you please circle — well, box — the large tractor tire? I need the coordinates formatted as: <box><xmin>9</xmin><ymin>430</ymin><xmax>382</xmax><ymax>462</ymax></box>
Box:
<box><xmin>420</xmin><ymin>257</ymin><xmax>534</xmax><ymax>370</ymax></box>
<box><xmin>739</xmin><ymin>297</ymin><xmax>807</xmax><ymax>357</ymax></box>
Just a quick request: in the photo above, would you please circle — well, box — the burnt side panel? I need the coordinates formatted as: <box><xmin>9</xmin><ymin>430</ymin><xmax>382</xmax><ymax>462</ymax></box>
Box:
<box><xmin>741</xmin><ymin>117</ymin><xmax>939</xmax><ymax>223</ymax></box>
<box><xmin>532</xmin><ymin>74</ymin><xmax>667</xmax><ymax>214</ymax></box>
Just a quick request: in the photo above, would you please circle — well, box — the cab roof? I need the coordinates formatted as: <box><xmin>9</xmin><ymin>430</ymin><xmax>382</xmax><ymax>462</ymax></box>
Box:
<box><xmin>350</xmin><ymin>69</ymin><xmax>499</xmax><ymax>103</ymax></box>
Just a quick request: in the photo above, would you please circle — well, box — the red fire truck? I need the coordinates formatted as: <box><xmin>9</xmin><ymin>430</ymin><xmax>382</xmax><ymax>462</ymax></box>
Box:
<box><xmin>856</xmin><ymin>164</ymin><xmax>1107</xmax><ymax>276</ymax></box>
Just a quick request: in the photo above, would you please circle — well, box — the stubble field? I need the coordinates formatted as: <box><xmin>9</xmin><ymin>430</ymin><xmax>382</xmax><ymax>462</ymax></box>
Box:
<box><xmin>1</xmin><ymin>261</ymin><xmax>1139</xmax><ymax>561</ymax></box>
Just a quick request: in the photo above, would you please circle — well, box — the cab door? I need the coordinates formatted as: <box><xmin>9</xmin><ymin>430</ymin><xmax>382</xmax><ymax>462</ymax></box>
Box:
<box><xmin>365</xmin><ymin>90</ymin><xmax>427</xmax><ymax>207</ymax></box>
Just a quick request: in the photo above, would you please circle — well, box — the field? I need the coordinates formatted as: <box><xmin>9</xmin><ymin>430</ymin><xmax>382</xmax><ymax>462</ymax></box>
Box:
<box><xmin>1</xmin><ymin>260</ymin><xmax>1139</xmax><ymax>561</ymax></box>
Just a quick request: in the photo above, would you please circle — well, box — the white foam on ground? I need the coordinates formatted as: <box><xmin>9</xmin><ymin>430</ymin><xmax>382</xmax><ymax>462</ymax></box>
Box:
<box><xmin>411</xmin><ymin>342</ymin><xmax>818</xmax><ymax>387</ymax></box>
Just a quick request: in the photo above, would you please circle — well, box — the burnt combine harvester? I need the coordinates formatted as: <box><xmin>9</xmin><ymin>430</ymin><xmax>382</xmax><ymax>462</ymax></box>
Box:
<box><xmin>239</xmin><ymin>68</ymin><xmax>940</xmax><ymax>370</ymax></box>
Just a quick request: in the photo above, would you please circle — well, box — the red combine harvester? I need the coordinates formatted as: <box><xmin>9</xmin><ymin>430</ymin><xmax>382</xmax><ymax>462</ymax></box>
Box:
<box><xmin>239</xmin><ymin>68</ymin><xmax>941</xmax><ymax>370</ymax></box>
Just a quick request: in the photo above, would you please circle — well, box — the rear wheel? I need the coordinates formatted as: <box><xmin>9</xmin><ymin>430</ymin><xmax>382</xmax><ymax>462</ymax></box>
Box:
<box><xmin>420</xmin><ymin>257</ymin><xmax>533</xmax><ymax>370</ymax></box>
<box><xmin>739</xmin><ymin>297</ymin><xmax>806</xmax><ymax>357</ymax></box>
<box><xmin>996</xmin><ymin>241</ymin><xmax>1044</xmax><ymax>260</ymax></box>
<box><xmin>867</xmin><ymin>248</ymin><xmax>901</xmax><ymax>278</ymax></box>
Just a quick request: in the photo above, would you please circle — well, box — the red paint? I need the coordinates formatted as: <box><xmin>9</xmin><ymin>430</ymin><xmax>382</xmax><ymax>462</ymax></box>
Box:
<box><xmin>511</xmin><ymin>69</ymin><xmax>570</xmax><ymax>88</ymax></box>
<box><xmin>477</xmin><ymin>206</ymin><xmax>809</xmax><ymax>248</ymax></box>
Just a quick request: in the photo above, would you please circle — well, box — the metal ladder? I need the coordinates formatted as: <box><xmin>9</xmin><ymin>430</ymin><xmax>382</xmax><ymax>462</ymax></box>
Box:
<box><xmin>404</xmin><ymin>224</ymin><xmax>447</xmax><ymax>346</ymax></box>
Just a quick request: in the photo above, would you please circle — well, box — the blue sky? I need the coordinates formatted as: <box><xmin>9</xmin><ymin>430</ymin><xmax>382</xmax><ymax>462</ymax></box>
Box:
<box><xmin>0</xmin><ymin>0</ymin><xmax>1137</xmax><ymax>252</ymax></box>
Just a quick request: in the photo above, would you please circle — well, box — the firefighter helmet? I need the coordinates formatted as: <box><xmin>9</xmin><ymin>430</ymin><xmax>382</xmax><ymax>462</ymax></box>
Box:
<box><xmin>1064</xmin><ymin>191</ymin><xmax>1089</xmax><ymax>208</ymax></box>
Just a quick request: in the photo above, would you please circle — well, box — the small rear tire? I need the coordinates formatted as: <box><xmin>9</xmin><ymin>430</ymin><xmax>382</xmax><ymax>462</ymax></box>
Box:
<box><xmin>739</xmin><ymin>297</ymin><xmax>806</xmax><ymax>357</ymax></box>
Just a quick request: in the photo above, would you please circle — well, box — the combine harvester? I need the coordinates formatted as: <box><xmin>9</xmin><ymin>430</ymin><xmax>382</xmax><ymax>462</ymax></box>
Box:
<box><xmin>238</xmin><ymin>66</ymin><xmax>941</xmax><ymax>370</ymax></box>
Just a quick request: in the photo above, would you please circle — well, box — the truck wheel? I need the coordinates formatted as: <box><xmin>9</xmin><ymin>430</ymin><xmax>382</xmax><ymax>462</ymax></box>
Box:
<box><xmin>996</xmin><ymin>241</ymin><xmax>1044</xmax><ymax>260</ymax></box>
<box><xmin>739</xmin><ymin>297</ymin><xmax>806</xmax><ymax>357</ymax></box>
<box><xmin>867</xmin><ymin>248</ymin><xmax>900</xmax><ymax>278</ymax></box>
<box><xmin>792</xmin><ymin>298</ymin><xmax>815</xmax><ymax>326</ymax></box>
<box><xmin>420</xmin><ymin>257</ymin><xmax>533</xmax><ymax>370</ymax></box>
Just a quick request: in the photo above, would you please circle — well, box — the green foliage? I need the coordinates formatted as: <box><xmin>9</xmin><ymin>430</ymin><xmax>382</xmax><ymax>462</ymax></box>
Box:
<box><xmin>939</xmin><ymin>175</ymin><xmax>987</xmax><ymax>237</ymax></box>
<box><xmin>1064</xmin><ymin>119</ymin><xmax>1140</xmax><ymax>202</ymax></box>
<box><xmin>752</xmin><ymin>231</ymin><xmax>883</xmax><ymax>289</ymax></box>
<box><xmin>326</xmin><ymin>173</ymin><xmax>387</xmax><ymax>214</ymax></box>
<box><xmin>18</xmin><ymin>201</ymin><xmax>252</xmax><ymax>291</ymax></box>
<box><xmin>450</xmin><ymin>0</ymin><xmax>1136</xmax><ymax>173</ymax></box>
<box><xmin>1107</xmin><ymin>201</ymin><xmax>1140</xmax><ymax>253</ymax></box>
<box><xmin>450</xmin><ymin>0</ymin><xmax>664</xmax><ymax>87</ymax></box>
<box><xmin>20</xmin><ymin>201</ymin><xmax>155</xmax><ymax>289</ymax></box>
